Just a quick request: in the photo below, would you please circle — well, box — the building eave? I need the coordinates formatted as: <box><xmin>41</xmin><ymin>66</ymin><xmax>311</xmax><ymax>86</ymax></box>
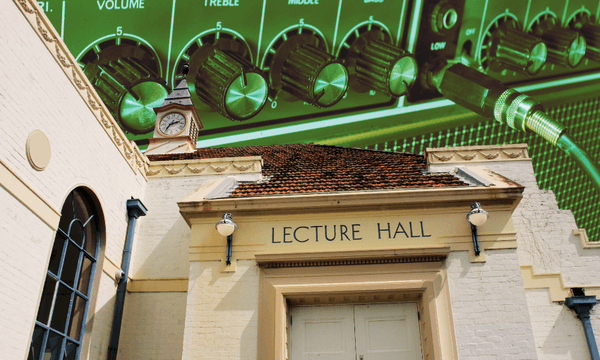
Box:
<box><xmin>178</xmin><ymin>184</ymin><xmax>524</xmax><ymax>224</ymax></box>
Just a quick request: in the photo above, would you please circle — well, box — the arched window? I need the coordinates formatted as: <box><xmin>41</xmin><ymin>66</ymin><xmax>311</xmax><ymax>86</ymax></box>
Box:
<box><xmin>28</xmin><ymin>188</ymin><xmax>101</xmax><ymax>360</ymax></box>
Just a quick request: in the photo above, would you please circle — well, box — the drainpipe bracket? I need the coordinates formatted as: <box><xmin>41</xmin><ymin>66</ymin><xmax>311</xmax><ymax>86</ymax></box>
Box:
<box><xmin>565</xmin><ymin>295</ymin><xmax>597</xmax><ymax>314</ymax></box>
<box><xmin>127</xmin><ymin>198</ymin><xmax>148</xmax><ymax>218</ymax></box>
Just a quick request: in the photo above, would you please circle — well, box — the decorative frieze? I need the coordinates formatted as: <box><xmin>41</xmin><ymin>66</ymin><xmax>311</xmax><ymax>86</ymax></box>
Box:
<box><xmin>146</xmin><ymin>156</ymin><xmax>263</xmax><ymax>178</ymax></box>
<box><xmin>427</xmin><ymin>144</ymin><xmax>530</xmax><ymax>164</ymax></box>
<box><xmin>13</xmin><ymin>0</ymin><xmax>149</xmax><ymax>178</ymax></box>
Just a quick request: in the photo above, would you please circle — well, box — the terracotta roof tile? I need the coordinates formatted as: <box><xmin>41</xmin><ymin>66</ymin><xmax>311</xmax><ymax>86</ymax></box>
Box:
<box><xmin>147</xmin><ymin>144</ymin><xmax>468</xmax><ymax>197</ymax></box>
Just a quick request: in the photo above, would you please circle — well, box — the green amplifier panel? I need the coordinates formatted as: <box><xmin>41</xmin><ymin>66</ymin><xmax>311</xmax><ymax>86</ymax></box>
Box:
<box><xmin>40</xmin><ymin>0</ymin><xmax>600</xmax><ymax>240</ymax></box>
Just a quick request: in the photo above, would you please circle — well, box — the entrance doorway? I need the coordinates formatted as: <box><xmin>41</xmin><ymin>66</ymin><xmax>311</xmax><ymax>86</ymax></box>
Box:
<box><xmin>291</xmin><ymin>303</ymin><xmax>423</xmax><ymax>360</ymax></box>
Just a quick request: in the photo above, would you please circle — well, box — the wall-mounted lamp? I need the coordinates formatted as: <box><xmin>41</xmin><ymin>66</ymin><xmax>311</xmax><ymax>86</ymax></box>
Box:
<box><xmin>467</xmin><ymin>202</ymin><xmax>488</xmax><ymax>256</ymax></box>
<box><xmin>215</xmin><ymin>213</ymin><xmax>237</xmax><ymax>265</ymax></box>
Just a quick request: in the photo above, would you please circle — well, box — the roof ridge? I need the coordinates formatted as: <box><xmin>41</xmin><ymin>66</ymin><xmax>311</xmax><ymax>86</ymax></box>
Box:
<box><xmin>308</xmin><ymin>143</ymin><xmax>423</xmax><ymax>156</ymax></box>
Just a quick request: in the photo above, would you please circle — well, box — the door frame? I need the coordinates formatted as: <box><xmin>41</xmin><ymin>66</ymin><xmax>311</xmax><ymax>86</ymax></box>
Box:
<box><xmin>256</xmin><ymin>248</ymin><xmax>458</xmax><ymax>360</ymax></box>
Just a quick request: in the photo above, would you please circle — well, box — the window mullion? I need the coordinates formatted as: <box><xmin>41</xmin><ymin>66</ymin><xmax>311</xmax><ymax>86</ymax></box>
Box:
<box><xmin>36</xmin><ymin>327</ymin><xmax>49</xmax><ymax>360</ymax></box>
<box><xmin>29</xmin><ymin>189</ymin><xmax>101</xmax><ymax>360</ymax></box>
<box><xmin>63</xmin><ymin>288</ymin><xmax>77</xmax><ymax>336</ymax></box>
<box><xmin>72</xmin><ymin>247</ymin><xmax>84</xmax><ymax>294</ymax></box>
<box><xmin>56</xmin><ymin>236</ymin><xmax>69</xmax><ymax>281</ymax></box>
<box><xmin>59</xmin><ymin>336</ymin><xmax>68</xmax><ymax>360</ymax></box>
<box><xmin>45</xmin><ymin>273</ymin><xmax>60</xmax><ymax>331</ymax></box>
<box><xmin>75</xmin><ymin>260</ymin><xmax>97</xmax><ymax>359</ymax></box>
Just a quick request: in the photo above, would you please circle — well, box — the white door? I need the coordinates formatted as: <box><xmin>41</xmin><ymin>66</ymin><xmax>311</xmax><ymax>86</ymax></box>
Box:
<box><xmin>354</xmin><ymin>303</ymin><xmax>422</xmax><ymax>360</ymax></box>
<box><xmin>291</xmin><ymin>303</ymin><xmax>422</xmax><ymax>360</ymax></box>
<box><xmin>291</xmin><ymin>305</ymin><xmax>356</xmax><ymax>359</ymax></box>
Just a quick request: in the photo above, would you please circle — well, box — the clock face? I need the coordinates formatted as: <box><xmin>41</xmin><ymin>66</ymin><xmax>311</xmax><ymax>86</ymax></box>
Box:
<box><xmin>158</xmin><ymin>113</ymin><xmax>187</xmax><ymax>136</ymax></box>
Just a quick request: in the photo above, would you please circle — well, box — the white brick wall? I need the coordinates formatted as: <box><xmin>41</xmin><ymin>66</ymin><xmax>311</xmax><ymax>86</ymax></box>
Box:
<box><xmin>0</xmin><ymin>188</ymin><xmax>55</xmax><ymax>360</ymax></box>
<box><xmin>446</xmin><ymin>249</ymin><xmax>538</xmax><ymax>359</ymax></box>
<box><xmin>132</xmin><ymin>174</ymin><xmax>261</xmax><ymax>279</ymax></box>
<box><xmin>182</xmin><ymin>260</ymin><xmax>259</xmax><ymax>360</ymax></box>
<box><xmin>433</xmin><ymin>159</ymin><xmax>600</xmax><ymax>359</ymax></box>
<box><xmin>525</xmin><ymin>289</ymin><xmax>598</xmax><ymax>360</ymax></box>
<box><xmin>1</xmin><ymin>3</ymin><xmax>147</xmax><ymax>359</ymax></box>
<box><xmin>118</xmin><ymin>293</ymin><xmax>188</xmax><ymax>360</ymax></box>
<box><xmin>87</xmin><ymin>273</ymin><xmax>118</xmax><ymax>360</ymax></box>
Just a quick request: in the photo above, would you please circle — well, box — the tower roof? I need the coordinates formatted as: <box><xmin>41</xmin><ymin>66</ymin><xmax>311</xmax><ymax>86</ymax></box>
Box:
<box><xmin>159</xmin><ymin>79</ymin><xmax>194</xmax><ymax>107</ymax></box>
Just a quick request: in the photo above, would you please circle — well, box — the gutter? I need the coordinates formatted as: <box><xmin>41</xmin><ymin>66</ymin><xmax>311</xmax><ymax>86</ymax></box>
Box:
<box><xmin>107</xmin><ymin>198</ymin><xmax>147</xmax><ymax>360</ymax></box>
<box><xmin>565</xmin><ymin>290</ymin><xmax>600</xmax><ymax>360</ymax></box>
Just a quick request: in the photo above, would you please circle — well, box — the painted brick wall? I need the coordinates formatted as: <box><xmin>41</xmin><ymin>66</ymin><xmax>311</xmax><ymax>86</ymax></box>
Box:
<box><xmin>182</xmin><ymin>260</ymin><xmax>259</xmax><ymax>360</ymax></box>
<box><xmin>446</xmin><ymin>250</ymin><xmax>538</xmax><ymax>359</ymax></box>
<box><xmin>131</xmin><ymin>174</ymin><xmax>259</xmax><ymax>279</ymax></box>
<box><xmin>121</xmin><ymin>173</ymin><xmax>260</xmax><ymax>359</ymax></box>
<box><xmin>0</xmin><ymin>188</ymin><xmax>55</xmax><ymax>360</ymax></box>
<box><xmin>117</xmin><ymin>293</ymin><xmax>188</xmax><ymax>360</ymax></box>
<box><xmin>479</xmin><ymin>161</ymin><xmax>600</xmax><ymax>360</ymax></box>
<box><xmin>1</xmin><ymin>3</ymin><xmax>147</xmax><ymax>359</ymax></box>
<box><xmin>525</xmin><ymin>289</ymin><xmax>600</xmax><ymax>360</ymax></box>
<box><xmin>433</xmin><ymin>159</ymin><xmax>600</xmax><ymax>359</ymax></box>
<box><xmin>88</xmin><ymin>273</ymin><xmax>119</xmax><ymax>360</ymax></box>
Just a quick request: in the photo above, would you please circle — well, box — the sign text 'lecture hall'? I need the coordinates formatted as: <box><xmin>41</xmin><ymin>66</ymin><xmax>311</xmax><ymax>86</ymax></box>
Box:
<box><xmin>272</xmin><ymin>221</ymin><xmax>432</xmax><ymax>244</ymax></box>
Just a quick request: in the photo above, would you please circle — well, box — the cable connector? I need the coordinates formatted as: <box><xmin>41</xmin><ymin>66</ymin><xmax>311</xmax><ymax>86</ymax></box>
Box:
<box><xmin>434</xmin><ymin>63</ymin><xmax>566</xmax><ymax>144</ymax></box>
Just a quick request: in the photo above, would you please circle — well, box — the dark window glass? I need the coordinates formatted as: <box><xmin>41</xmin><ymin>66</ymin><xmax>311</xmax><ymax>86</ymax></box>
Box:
<box><xmin>84</xmin><ymin>219</ymin><xmax>97</xmax><ymax>258</ymax></box>
<box><xmin>69</xmin><ymin>220</ymin><xmax>84</xmax><ymax>247</ymax></box>
<box><xmin>50</xmin><ymin>284</ymin><xmax>72</xmax><ymax>333</ymax></box>
<box><xmin>36</xmin><ymin>275</ymin><xmax>57</xmax><ymax>325</ymax></box>
<box><xmin>77</xmin><ymin>257</ymin><xmax>93</xmax><ymax>295</ymax></box>
<box><xmin>61</xmin><ymin>242</ymin><xmax>81</xmax><ymax>287</ymax></box>
<box><xmin>67</xmin><ymin>295</ymin><xmax>86</xmax><ymax>339</ymax></box>
<box><xmin>64</xmin><ymin>341</ymin><xmax>78</xmax><ymax>360</ymax></box>
<box><xmin>28</xmin><ymin>326</ymin><xmax>45</xmax><ymax>360</ymax></box>
<box><xmin>28</xmin><ymin>189</ymin><xmax>100</xmax><ymax>360</ymax></box>
<box><xmin>48</xmin><ymin>234</ymin><xmax>67</xmax><ymax>276</ymax></box>
<box><xmin>45</xmin><ymin>331</ymin><xmax>63</xmax><ymax>359</ymax></box>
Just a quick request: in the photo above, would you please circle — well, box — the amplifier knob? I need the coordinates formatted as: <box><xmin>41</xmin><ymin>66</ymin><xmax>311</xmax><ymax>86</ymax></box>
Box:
<box><xmin>489</xmin><ymin>21</ymin><xmax>547</xmax><ymax>75</ymax></box>
<box><xmin>270</xmin><ymin>34</ymin><xmax>348</xmax><ymax>108</ymax></box>
<box><xmin>189</xmin><ymin>44</ymin><xmax>268</xmax><ymax>121</ymax></box>
<box><xmin>345</xmin><ymin>30</ymin><xmax>417</xmax><ymax>97</ymax></box>
<box><xmin>533</xmin><ymin>18</ymin><xmax>586</xmax><ymax>68</ymax></box>
<box><xmin>82</xmin><ymin>43</ymin><xmax>168</xmax><ymax>134</ymax></box>
<box><xmin>571</xmin><ymin>13</ymin><xmax>600</xmax><ymax>63</ymax></box>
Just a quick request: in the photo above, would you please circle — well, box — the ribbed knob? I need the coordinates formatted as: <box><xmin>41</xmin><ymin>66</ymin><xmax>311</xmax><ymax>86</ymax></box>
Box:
<box><xmin>490</xmin><ymin>22</ymin><xmax>547</xmax><ymax>75</ymax></box>
<box><xmin>354</xmin><ymin>39</ymin><xmax>417</xmax><ymax>97</ymax></box>
<box><xmin>84</xmin><ymin>56</ymin><xmax>168</xmax><ymax>134</ymax></box>
<box><xmin>578</xmin><ymin>23</ymin><xmax>600</xmax><ymax>62</ymax></box>
<box><xmin>281</xmin><ymin>44</ymin><xmax>348</xmax><ymax>107</ymax></box>
<box><xmin>535</xmin><ymin>19</ymin><xmax>586</xmax><ymax>68</ymax></box>
<box><xmin>541</xmin><ymin>28</ymin><xmax>586</xmax><ymax>67</ymax></box>
<box><xmin>193</xmin><ymin>46</ymin><xmax>268</xmax><ymax>121</ymax></box>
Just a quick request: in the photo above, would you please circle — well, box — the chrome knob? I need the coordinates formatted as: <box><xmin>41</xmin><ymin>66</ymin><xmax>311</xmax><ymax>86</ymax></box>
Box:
<box><xmin>534</xmin><ymin>18</ymin><xmax>586</xmax><ymax>68</ymax></box>
<box><xmin>345</xmin><ymin>30</ymin><xmax>417</xmax><ymax>97</ymax></box>
<box><xmin>270</xmin><ymin>34</ymin><xmax>348</xmax><ymax>108</ymax></box>
<box><xmin>571</xmin><ymin>13</ymin><xmax>600</xmax><ymax>63</ymax></box>
<box><xmin>190</xmin><ymin>45</ymin><xmax>268</xmax><ymax>121</ymax></box>
<box><xmin>83</xmin><ymin>43</ymin><xmax>168</xmax><ymax>134</ymax></box>
<box><xmin>490</xmin><ymin>21</ymin><xmax>547</xmax><ymax>75</ymax></box>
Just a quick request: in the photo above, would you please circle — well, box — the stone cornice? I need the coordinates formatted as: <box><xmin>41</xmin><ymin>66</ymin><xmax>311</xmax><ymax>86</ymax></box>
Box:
<box><xmin>179</xmin><ymin>185</ymin><xmax>523</xmax><ymax>219</ymax></box>
<box><xmin>13</xmin><ymin>0</ymin><xmax>149</xmax><ymax>179</ymax></box>
<box><xmin>426</xmin><ymin>144</ymin><xmax>530</xmax><ymax>165</ymax></box>
<box><xmin>146</xmin><ymin>156</ymin><xmax>263</xmax><ymax>178</ymax></box>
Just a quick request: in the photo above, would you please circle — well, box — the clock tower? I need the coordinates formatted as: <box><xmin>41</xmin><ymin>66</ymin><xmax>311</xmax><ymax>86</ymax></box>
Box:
<box><xmin>145</xmin><ymin>78</ymin><xmax>203</xmax><ymax>155</ymax></box>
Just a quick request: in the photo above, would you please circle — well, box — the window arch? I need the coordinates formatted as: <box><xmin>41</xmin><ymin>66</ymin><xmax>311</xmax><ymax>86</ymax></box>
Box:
<box><xmin>28</xmin><ymin>188</ymin><xmax>101</xmax><ymax>360</ymax></box>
